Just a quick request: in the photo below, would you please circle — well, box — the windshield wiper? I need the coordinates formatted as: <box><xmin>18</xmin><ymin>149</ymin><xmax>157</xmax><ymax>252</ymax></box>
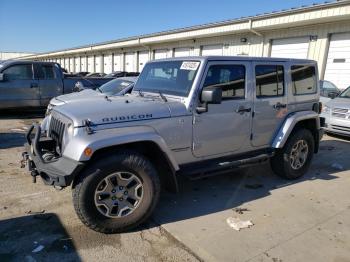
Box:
<box><xmin>158</xmin><ymin>91</ymin><xmax>168</xmax><ymax>102</ymax></box>
<box><xmin>96</xmin><ymin>86</ymin><xmax>103</xmax><ymax>93</ymax></box>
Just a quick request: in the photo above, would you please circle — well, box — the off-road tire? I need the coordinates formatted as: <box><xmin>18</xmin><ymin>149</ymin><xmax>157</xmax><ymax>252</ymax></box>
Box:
<box><xmin>72</xmin><ymin>151</ymin><xmax>160</xmax><ymax>234</ymax></box>
<box><xmin>271</xmin><ymin>129</ymin><xmax>314</xmax><ymax>179</ymax></box>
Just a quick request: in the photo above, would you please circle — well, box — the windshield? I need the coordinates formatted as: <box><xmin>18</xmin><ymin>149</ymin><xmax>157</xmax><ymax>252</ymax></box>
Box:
<box><xmin>339</xmin><ymin>86</ymin><xmax>350</xmax><ymax>98</ymax></box>
<box><xmin>133</xmin><ymin>60</ymin><xmax>200</xmax><ymax>96</ymax></box>
<box><xmin>99</xmin><ymin>79</ymin><xmax>133</xmax><ymax>95</ymax></box>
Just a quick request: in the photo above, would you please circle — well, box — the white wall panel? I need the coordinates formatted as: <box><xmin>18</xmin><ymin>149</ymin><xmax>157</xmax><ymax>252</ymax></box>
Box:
<box><xmin>64</xmin><ymin>58</ymin><xmax>69</xmax><ymax>71</ymax></box>
<box><xmin>81</xmin><ymin>56</ymin><xmax>87</xmax><ymax>72</ymax></box>
<box><xmin>69</xmin><ymin>57</ymin><xmax>74</xmax><ymax>72</ymax></box>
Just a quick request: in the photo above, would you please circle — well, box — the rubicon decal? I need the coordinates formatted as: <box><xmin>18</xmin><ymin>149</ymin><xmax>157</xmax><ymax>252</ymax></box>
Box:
<box><xmin>102</xmin><ymin>114</ymin><xmax>153</xmax><ymax>122</ymax></box>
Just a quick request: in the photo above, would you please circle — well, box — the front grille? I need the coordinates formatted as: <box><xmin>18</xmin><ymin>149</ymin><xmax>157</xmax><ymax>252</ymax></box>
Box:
<box><xmin>330</xmin><ymin>124</ymin><xmax>350</xmax><ymax>132</ymax></box>
<box><xmin>49</xmin><ymin>116</ymin><xmax>66</xmax><ymax>153</ymax></box>
<box><xmin>332</xmin><ymin>107</ymin><xmax>349</xmax><ymax>119</ymax></box>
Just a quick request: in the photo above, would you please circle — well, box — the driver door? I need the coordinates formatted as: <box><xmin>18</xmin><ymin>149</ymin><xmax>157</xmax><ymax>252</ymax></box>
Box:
<box><xmin>192</xmin><ymin>61</ymin><xmax>253</xmax><ymax>158</ymax></box>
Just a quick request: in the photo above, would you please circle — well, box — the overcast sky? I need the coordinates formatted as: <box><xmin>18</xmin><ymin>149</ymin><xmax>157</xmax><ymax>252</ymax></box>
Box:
<box><xmin>0</xmin><ymin>0</ymin><xmax>328</xmax><ymax>53</ymax></box>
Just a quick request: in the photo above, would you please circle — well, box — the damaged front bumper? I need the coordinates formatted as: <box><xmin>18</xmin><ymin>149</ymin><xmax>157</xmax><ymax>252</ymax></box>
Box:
<box><xmin>21</xmin><ymin>124</ymin><xmax>85</xmax><ymax>187</ymax></box>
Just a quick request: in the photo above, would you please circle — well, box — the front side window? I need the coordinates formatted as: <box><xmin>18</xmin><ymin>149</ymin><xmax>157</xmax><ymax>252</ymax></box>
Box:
<box><xmin>256</xmin><ymin>65</ymin><xmax>284</xmax><ymax>98</ymax></box>
<box><xmin>3</xmin><ymin>64</ymin><xmax>33</xmax><ymax>80</ymax></box>
<box><xmin>134</xmin><ymin>60</ymin><xmax>200</xmax><ymax>96</ymax></box>
<box><xmin>291</xmin><ymin>65</ymin><xmax>317</xmax><ymax>95</ymax></box>
<box><xmin>40</xmin><ymin>65</ymin><xmax>56</xmax><ymax>79</ymax></box>
<box><xmin>203</xmin><ymin>64</ymin><xmax>245</xmax><ymax>99</ymax></box>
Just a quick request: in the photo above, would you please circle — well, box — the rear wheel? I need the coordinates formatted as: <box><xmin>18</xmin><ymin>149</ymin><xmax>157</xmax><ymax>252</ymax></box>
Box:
<box><xmin>72</xmin><ymin>151</ymin><xmax>160</xmax><ymax>233</ymax></box>
<box><xmin>271</xmin><ymin>129</ymin><xmax>314</xmax><ymax>179</ymax></box>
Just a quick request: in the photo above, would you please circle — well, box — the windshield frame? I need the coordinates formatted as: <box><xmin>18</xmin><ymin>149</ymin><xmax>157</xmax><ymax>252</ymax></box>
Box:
<box><xmin>339</xmin><ymin>86</ymin><xmax>350</xmax><ymax>98</ymax></box>
<box><xmin>99</xmin><ymin>78</ymin><xmax>134</xmax><ymax>95</ymax></box>
<box><xmin>133</xmin><ymin>60</ymin><xmax>201</xmax><ymax>97</ymax></box>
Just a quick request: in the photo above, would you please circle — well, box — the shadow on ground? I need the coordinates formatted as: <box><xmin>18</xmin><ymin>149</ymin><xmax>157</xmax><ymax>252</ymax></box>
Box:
<box><xmin>153</xmin><ymin>138</ymin><xmax>350</xmax><ymax>226</ymax></box>
<box><xmin>0</xmin><ymin>133</ymin><xmax>26</xmax><ymax>150</ymax></box>
<box><xmin>0</xmin><ymin>213</ymin><xmax>81</xmax><ymax>262</ymax></box>
<box><xmin>0</xmin><ymin>110</ymin><xmax>45</xmax><ymax>120</ymax></box>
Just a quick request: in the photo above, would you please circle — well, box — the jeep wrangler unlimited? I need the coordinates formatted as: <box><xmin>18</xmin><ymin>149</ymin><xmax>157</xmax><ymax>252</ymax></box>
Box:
<box><xmin>22</xmin><ymin>56</ymin><xmax>322</xmax><ymax>233</ymax></box>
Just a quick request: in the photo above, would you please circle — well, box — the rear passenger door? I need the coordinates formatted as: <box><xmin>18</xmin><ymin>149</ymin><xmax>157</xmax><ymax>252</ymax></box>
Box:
<box><xmin>36</xmin><ymin>63</ymin><xmax>63</xmax><ymax>106</ymax></box>
<box><xmin>0</xmin><ymin>63</ymin><xmax>40</xmax><ymax>109</ymax></box>
<box><xmin>251</xmin><ymin>62</ymin><xmax>287</xmax><ymax>147</ymax></box>
<box><xmin>193</xmin><ymin>61</ymin><xmax>253</xmax><ymax>157</ymax></box>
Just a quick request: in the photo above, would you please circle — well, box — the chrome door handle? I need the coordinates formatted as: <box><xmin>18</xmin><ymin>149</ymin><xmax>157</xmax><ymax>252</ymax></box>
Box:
<box><xmin>235</xmin><ymin>106</ymin><xmax>251</xmax><ymax>114</ymax></box>
<box><xmin>273</xmin><ymin>102</ymin><xmax>286</xmax><ymax>109</ymax></box>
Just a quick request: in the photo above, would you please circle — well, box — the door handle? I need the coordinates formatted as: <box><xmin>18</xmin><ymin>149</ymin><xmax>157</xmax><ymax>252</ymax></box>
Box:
<box><xmin>273</xmin><ymin>102</ymin><xmax>287</xmax><ymax>110</ymax></box>
<box><xmin>30</xmin><ymin>83</ymin><xmax>38</xmax><ymax>88</ymax></box>
<box><xmin>235</xmin><ymin>106</ymin><xmax>251</xmax><ymax>114</ymax></box>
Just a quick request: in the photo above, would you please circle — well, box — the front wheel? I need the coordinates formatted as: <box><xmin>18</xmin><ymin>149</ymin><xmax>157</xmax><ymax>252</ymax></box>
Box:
<box><xmin>271</xmin><ymin>129</ymin><xmax>314</xmax><ymax>179</ymax></box>
<box><xmin>72</xmin><ymin>151</ymin><xmax>160</xmax><ymax>233</ymax></box>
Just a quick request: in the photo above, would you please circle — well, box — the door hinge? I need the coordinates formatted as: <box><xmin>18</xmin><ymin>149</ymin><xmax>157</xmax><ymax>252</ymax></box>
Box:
<box><xmin>250</xmin><ymin>133</ymin><xmax>253</xmax><ymax>140</ymax></box>
<box><xmin>252</xmin><ymin>111</ymin><xmax>255</xmax><ymax>118</ymax></box>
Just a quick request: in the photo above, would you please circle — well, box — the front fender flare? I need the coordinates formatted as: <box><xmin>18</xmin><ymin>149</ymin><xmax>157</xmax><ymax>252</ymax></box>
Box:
<box><xmin>272</xmin><ymin>111</ymin><xmax>320</xmax><ymax>149</ymax></box>
<box><xmin>63</xmin><ymin>126</ymin><xmax>180</xmax><ymax>171</ymax></box>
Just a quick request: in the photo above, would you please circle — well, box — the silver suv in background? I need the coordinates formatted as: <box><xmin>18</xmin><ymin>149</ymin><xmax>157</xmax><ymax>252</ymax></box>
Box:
<box><xmin>321</xmin><ymin>86</ymin><xmax>350</xmax><ymax>137</ymax></box>
<box><xmin>22</xmin><ymin>56</ymin><xmax>322</xmax><ymax>233</ymax></box>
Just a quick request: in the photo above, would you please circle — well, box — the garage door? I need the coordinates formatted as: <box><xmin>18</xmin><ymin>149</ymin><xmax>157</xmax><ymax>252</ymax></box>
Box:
<box><xmin>95</xmin><ymin>55</ymin><xmax>102</xmax><ymax>73</ymax></box>
<box><xmin>138</xmin><ymin>51</ymin><xmax>149</xmax><ymax>72</ymax></box>
<box><xmin>125</xmin><ymin>52</ymin><xmax>135</xmax><ymax>72</ymax></box>
<box><xmin>81</xmin><ymin>56</ymin><xmax>87</xmax><ymax>72</ymax></box>
<box><xmin>113</xmin><ymin>54</ymin><xmax>122</xmax><ymax>71</ymax></box>
<box><xmin>88</xmin><ymin>56</ymin><xmax>94</xmax><ymax>72</ymax></box>
<box><xmin>324</xmin><ymin>32</ymin><xmax>350</xmax><ymax>90</ymax></box>
<box><xmin>201</xmin><ymin>44</ymin><xmax>223</xmax><ymax>56</ymax></box>
<box><xmin>271</xmin><ymin>37</ymin><xmax>310</xmax><ymax>59</ymax></box>
<box><xmin>174</xmin><ymin>47</ymin><xmax>191</xmax><ymax>57</ymax></box>
<box><xmin>154</xmin><ymin>49</ymin><xmax>168</xmax><ymax>60</ymax></box>
<box><xmin>64</xmin><ymin>58</ymin><xmax>69</xmax><ymax>71</ymax></box>
<box><xmin>75</xmin><ymin>57</ymin><xmax>81</xmax><ymax>73</ymax></box>
<box><xmin>104</xmin><ymin>54</ymin><xmax>113</xmax><ymax>74</ymax></box>
<box><xmin>69</xmin><ymin>58</ymin><xmax>74</xmax><ymax>73</ymax></box>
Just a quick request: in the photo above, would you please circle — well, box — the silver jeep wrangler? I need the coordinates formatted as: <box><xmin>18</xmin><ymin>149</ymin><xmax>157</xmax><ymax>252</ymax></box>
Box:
<box><xmin>22</xmin><ymin>56</ymin><xmax>323</xmax><ymax>233</ymax></box>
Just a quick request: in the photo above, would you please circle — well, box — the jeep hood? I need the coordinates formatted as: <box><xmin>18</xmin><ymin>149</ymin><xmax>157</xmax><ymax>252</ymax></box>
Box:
<box><xmin>51</xmin><ymin>89</ymin><xmax>99</xmax><ymax>106</ymax></box>
<box><xmin>54</xmin><ymin>94</ymin><xmax>187</xmax><ymax>127</ymax></box>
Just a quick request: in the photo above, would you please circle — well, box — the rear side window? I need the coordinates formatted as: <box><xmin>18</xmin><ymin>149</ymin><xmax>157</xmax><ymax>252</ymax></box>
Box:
<box><xmin>291</xmin><ymin>65</ymin><xmax>317</xmax><ymax>95</ymax></box>
<box><xmin>203</xmin><ymin>64</ymin><xmax>246</xmax><ymax>99</ymax></box>
<box><xmin>3</xmin><ymin>64</ymin><xmax>33</xmax><ymax>80</ymax></box>
<box><xmin>39</xmin><ymin>65</ymin><xmax>56</xmax><ymax>79</ymax></box>
<box><xmin>255</xmin><ymin>65</ymin><xmax>284</xmax><ymax>98</ymax></box>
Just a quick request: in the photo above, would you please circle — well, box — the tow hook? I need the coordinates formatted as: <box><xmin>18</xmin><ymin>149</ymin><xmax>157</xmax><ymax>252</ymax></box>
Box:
<box><xmin>31</xmin><ymin>170</ymin><xmax>39</xmax><ymax>183</ymax></box>
<box><xmin>20</xmin><ymin>152</ymin><xmax>29</xmax><ymax>168</ymax></box>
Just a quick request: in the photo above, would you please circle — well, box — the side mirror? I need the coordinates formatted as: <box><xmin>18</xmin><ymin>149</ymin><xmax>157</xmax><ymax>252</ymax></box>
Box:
<box><xmin>0</xmin><ymin>73</ymin><xmax>5</xmax><ymax>82</ymax></box>
<box><xmin>196</xmin><ymin>86</ymin><xmax>222</xmax><ymax>113</ymax></box>
<box><xmin>328</xmin><ymin>92</ymin><xmax>338</xmax><ymax>99</ymax></box>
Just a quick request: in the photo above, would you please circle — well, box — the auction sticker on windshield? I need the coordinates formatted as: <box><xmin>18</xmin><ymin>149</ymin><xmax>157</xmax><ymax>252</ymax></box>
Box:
<box><xmin>180</xmin><ymin>61</ymin><xmax>200</xmax><ymax>71</ymax></box>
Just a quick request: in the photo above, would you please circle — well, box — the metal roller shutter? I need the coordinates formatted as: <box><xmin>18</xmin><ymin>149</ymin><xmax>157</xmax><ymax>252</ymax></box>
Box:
<box><xmin>125</xmin><ymin>52</ymin><xmax>135</xmax><ymax>72</ymax></box>
<box><xmin>69</xmin><ymin>58</ymin><xmax>74</xmax><ymax>72</ymax></box>
<box><xmin>138</xmin><ymin>51</ymin><xmax>149</xmax><ymax>72</ymax></box>
<box><xmin>271</xmin><ymin>37</ymin><xmax>310</xmax><ymax>59</ymax></box>
<box><xmin>64</xmin><ymin>58</ymin><xmax>69</xmax><ymax>71</ymax></box>
<box><xmin>81</xmin><ymin>56</ymin><xmax>87</xmax><ymax>72</ymax></box>
<box><xmin>154</xmin><ymin>49</ymin><xmax>168</xmax><ymax>60</ymax></box>
<box><xmin>113</xmin><ymin>54</ymin><xmax>122</xmax><ymax>71</ymax></box>
<box><xmin>201</xmin><ymin>44</ymin><xmax>223</xmax><ymax>56</ymax></box>
<box><xmin>104</xmin><ymin>54</ymin><xmax>113</xmax><ymax>74</ymax></box>
<box><xmin>95</xmin><ymin>55</ymin><xmax>102</xmax><ymax>73</ymax></box>
<box><xmin>88</xmin><ymin>56</ymin><xmax>94</xmax><ymax>72</ymax></box>
<box><xmin>75</xmin><ymin>57</ymin><xmax>81</xmax><ymax>73</ymax></box>
<box><xmin>324</xmin><ymin>32</ymin><xmax>350</xmax><ymax>90</ymax></box>
<box><xmin>174</xmin><ymin>47</ymin><xmax>191</xmax><ymax>57</ymax></box>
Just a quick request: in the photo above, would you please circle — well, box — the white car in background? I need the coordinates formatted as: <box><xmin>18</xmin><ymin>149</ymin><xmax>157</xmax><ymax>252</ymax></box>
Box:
<box><xmin>321</xmin><ymin>85</ymin><xmax>350</xmax><ymax>137</ymax></box>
